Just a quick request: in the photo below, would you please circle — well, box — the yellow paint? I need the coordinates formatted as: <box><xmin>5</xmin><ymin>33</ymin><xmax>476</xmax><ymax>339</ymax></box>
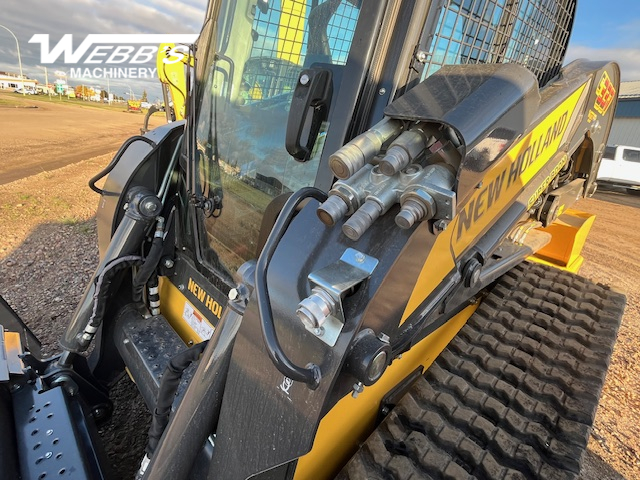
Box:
<box><xmin>277</xmin><ymin>0</ymin><xmax>306</xmax><ymax>65</ymax></box>
<box><xmin>528</xmin><ymin>254</ymin><xmax>584</xmax><ymax>273</ymax></box>
<box><xmin>528</xmin><ymin>209</ymin><xmax>595</xmax><ymax>273</ymax></box>
<box><xmin>402</xmin><ymin>84</ymin><xmax>587</xmax><ymax>322</ymax></box>
<box><xmin>527</xmin><ymin>153</ymin><xmax>568</xmax><ymax>209</ymax></box>
<box><xmin>158</xmin><ymin>277</ymin><xmax>207</xmax><ymax>345</ymax></box>
<box><xmin>156</xmin><ymin>43</ymin><xmax>192</xmax><ymax>120</ymax></box>
<box><xmin>294</xmin><ymin>304</ymin><xmax>477</xmax><ymax>480</ymax></box>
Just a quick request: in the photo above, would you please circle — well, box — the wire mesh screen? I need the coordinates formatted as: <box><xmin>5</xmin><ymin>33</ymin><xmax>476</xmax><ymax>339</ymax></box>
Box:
<box><xmin>244</xmin><ymin>0</ymin><xmax>359</xmax><ymax>100</ymax></box>
<box><xmin>421</xmin><ymin>0</ymin><xmax>575</xmax><ymax>86</ymax></box>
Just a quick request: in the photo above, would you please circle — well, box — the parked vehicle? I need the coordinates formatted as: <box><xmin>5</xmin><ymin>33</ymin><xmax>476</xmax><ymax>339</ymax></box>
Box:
<box><xmin>597</xmin><ymin>145</ymin><xmax>640</xmax><ymax>189</ymax></box>
<box><xmin>13</xmin><ymin>87</ymin><xmax>34</xmax><ymax>95</ymax></box>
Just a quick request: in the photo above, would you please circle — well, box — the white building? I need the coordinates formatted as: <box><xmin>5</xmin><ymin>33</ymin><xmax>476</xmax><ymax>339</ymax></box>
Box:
<box><xmin>0</xmin><ymin>72</ymin><xmax>37</xmax><ymax>90</ymax></box>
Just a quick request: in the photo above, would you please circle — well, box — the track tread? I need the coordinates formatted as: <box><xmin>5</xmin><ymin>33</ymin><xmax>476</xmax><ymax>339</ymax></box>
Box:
<box><xmin>338</xmin><ymin>262</ymin><xmax>625</xmax><ymax>480</ymax></box>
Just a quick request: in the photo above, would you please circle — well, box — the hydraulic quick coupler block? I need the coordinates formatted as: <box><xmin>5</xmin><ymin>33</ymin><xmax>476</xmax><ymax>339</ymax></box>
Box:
<box><xmin>318</xmin><ymin>163</ymin><xmax>456</xmax><ymax>241</ymax></box>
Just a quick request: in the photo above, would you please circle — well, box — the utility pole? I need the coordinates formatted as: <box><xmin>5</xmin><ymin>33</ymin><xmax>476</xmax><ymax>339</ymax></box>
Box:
<box><xmin>0</xmin><ymin>24</ymin><xmax>25</xmax><ymax>95</ymax></box>
<box><xmin>44</xmin><ymin>66</ymin><xmax>51</xmax><ymax>99</ymax></box>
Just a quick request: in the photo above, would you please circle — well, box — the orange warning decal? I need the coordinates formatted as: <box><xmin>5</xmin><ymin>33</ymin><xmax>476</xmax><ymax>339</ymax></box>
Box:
<box><xmin>594</xmin><ymin>71</ymin><xmax>616</xmax><ymax>115</ymax></box>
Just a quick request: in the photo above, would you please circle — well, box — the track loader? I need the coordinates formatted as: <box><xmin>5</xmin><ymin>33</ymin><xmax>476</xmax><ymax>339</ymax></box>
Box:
<box><xmin>0</xmin><ymin>0</ymin><xmax>627</xmax><ymax>479</ymax></box>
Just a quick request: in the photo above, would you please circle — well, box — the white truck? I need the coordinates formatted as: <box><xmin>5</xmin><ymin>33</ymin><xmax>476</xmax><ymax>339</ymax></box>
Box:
<box><xmin>597</xmin><ymin>145</ymin><xmax>640</xmax><ymax>190</ymax></box>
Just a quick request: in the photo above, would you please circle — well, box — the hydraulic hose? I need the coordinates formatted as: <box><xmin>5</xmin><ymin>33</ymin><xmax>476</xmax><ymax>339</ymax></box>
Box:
<box><xmin>60</xmin><ymin>187</ymin><xmax>162</xmax><ymax>356</ymax></box>
<box><xmin>79</xmin><ymin>255</ymin><xmax>143</xmax><ymax>348</ymax></box>
<box><xmin>132</xmin><ymin>218</ymin><xmax>165</xmax><ymax>303</ymax></box>
<box><xmin>145</xmin><ymin>341</ymin><xmax>209</xmax><ymax>456</ymax></box>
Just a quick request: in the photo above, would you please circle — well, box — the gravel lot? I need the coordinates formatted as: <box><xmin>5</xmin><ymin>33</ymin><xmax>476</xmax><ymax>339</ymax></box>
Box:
<box><xmin>0</xmin><ymin>100</ymin><xmax>638</xmax><ymax>479</ymax></box>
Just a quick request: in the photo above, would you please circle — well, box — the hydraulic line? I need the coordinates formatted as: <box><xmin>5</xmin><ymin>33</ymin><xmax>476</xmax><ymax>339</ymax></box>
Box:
<box><xmin>81</xmin><ymin>255</ymin><xmax>144</xmax><ymax>347</ymax></box>
<box><xmin>158</xmin><ymin>136</ymin><xmax>183</xmax><ymax>204</ymax></box>
<box><xmin>132</xmin><ymin>217</ymin><xmax>165</xmax><ymax>303</ymax></box>
<box><xmin>144</xmin><ymin>341</ymin><xmax>209</xmax><ymax>457</ymax></box>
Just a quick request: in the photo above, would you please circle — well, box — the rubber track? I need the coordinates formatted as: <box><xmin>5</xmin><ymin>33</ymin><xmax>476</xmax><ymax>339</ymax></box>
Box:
<box><xmin>338</xmin><ymin>262</ymin><xmax>625</xmax><ymax>480</ymax></box>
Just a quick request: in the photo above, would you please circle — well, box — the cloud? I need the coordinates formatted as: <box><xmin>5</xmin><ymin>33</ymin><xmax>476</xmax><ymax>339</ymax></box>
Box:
<box><xmin>565</xmin><ymin>45</ymin><xmax>640</xmax><ymax>81</ymax></box>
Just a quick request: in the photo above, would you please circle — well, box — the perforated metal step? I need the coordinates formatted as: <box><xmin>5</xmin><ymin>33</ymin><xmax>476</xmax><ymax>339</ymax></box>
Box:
<box><xmin>13</xmin><ymin>385</ymin><xmax>106</xmax><ymax>480</ymax></box>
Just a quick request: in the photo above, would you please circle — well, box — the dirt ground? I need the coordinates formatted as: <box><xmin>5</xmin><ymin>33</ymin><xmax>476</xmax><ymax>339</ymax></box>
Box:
<box><xmin>0</xmin><ymin>99</ymin><xmax>638</xmax><ymax>478</ymax></box>
<box><xmin>0</xmin><ymin>91</ymin><xmax>163</xmax><ymax>184</ymax></box>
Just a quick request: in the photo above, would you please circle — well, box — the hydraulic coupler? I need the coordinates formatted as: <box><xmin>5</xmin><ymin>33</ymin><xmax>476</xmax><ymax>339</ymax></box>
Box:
<box><xmin>329</xmin><ymin>118</ymin><xmax>404</xmax><ymax>179</ymax></box>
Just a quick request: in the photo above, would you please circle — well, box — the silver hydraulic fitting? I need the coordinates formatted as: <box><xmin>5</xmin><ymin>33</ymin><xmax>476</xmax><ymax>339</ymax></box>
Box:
<box><xmin>317</xmin><ymin>164</ymin><xmax>376</xmax><ymax>226</ymax></box>
<box><xmin>378</xmin><ymin>126</ymin><xmax>433</xmax><ymax>176</ymax></box>
<box><xmin>296</xmin><ymin>287</ymin><xmax>336</xmax><ymax>331</ymax></box>
<box><xmin>395</xmin><ymin>164</ymin><xmax>456</xmax><ymax>229</ymax></box>
<box><xmin>329</xmin><ymin>118</ymin><xmax>404</xmax><ymax>179</ymax></box>
<box><xmin>342</xmin><ymin>165</ymin><xmax>423</xmax><ymax>241</ymax></box>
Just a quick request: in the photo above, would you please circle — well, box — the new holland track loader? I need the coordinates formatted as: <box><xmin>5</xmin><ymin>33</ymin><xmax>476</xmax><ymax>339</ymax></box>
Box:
<box><xmin>0</xmin><ymin>0</ymin><xmax>627</xmax><ymax>479</ymax></box>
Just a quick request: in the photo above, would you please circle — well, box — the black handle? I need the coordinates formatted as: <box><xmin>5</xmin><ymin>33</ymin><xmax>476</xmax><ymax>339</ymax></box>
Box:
<box><xmin>256</xmin><ymin>187</ymin><xmax>328</xmax><ymax>389</ymax></box>
<box><xmin>285</xmin><ymin>68</ymin><xmax>333</xmax><ymax>162</ymax></box>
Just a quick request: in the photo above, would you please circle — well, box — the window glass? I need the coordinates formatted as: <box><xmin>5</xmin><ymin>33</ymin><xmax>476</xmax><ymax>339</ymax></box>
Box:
<box><xmin>194</xmin><ymin>0</ymin><xmax>361</xmax><ymax>275</ymax></box>
<box><xmin>622</xmin><ymin>149</ymin><xmax>640</xmax><ymax>163</ymax></box>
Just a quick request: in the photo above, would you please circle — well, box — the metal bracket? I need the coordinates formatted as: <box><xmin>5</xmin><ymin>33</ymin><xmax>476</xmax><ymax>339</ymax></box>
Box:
<box><xmin>298</xmin><ymin>248</ymin><xmax>378</xmax><ymax>347</ymax></box>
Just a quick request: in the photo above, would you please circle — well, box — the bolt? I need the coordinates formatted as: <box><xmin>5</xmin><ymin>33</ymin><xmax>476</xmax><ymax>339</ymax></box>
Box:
<box><xmin>46</xmin><ymin>429</ymin><xmax>54</xmax><ymax>436</ymax></box>
<box><xmin>354</xmin><ymin>252</ymin><xmax>366</xmax><ymax>263</ymax></box>
<box><xmin>45</xmin><ymin>452</ymin><xmax>53</xmax><ymax>459</ymax></box>
<box><xmin>162</xmin><ymin>257</ymin><xmax>175</xmax><ymax>269</ymax></box>
<box><xmin>378</xmin><ymin>87</ymin><xmax>386</xmax><ymax>96</ymax></box>
<box><xmin>300</xmin><ymin>73</ymin><xmax>310</xmax><ymax>85</ymax></box>
<box><xmin>178</xmin><ymin>284</ymin><xmax>185</xmax><ymax>291</ymax></box>
<box><xmin>378</xmin><ymin>332</ymin><xmax>390</xmax><ymax>343</ymax></box>
<box><xmin>313</xmin><ymin>327</ymin><xmax>325</xmax><ymax>337</ymax></box>
<box><xmin>433</xmin><ymin>219</ymin><xmax>449</xmax><ymax>232</ymax></box>
<box><xmin>9</xmin><ymin>383</ymin><xmax>21</xmax><ymax>393</ymax></box>
<box><xmin>415</xmin><ymin>50</ymin><xmax>428</xmax><ymax>63</ymax></box>
<box><xmin>142</xmin><ymin>200</ymin><xmax>158</xmax><ymax>214</ymax></box>
<box><xmin>228</xmin><ymin>288</ymin><xmax>238</xmax><ymax>300</ymax></box>
<box><xmin>352</xmin><ymin>382</ymin><xmax>364</xmax><ymax>398</ymax></box>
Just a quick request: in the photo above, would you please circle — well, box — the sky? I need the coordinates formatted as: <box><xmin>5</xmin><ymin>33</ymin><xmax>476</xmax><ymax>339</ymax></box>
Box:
<box><xmin>0</xmin><ymin>0</ymin><xmax>208</xmax><ymax>100</ymax></box>
<box><xmin>565</xmin><ymin>0</ymin><xmax>640</xmax><ymax>80</ymax></box>
<box><xmin>0</xmin><ymin>0</ymin><xmax>638</xmax><ymax>101</ymax></box>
